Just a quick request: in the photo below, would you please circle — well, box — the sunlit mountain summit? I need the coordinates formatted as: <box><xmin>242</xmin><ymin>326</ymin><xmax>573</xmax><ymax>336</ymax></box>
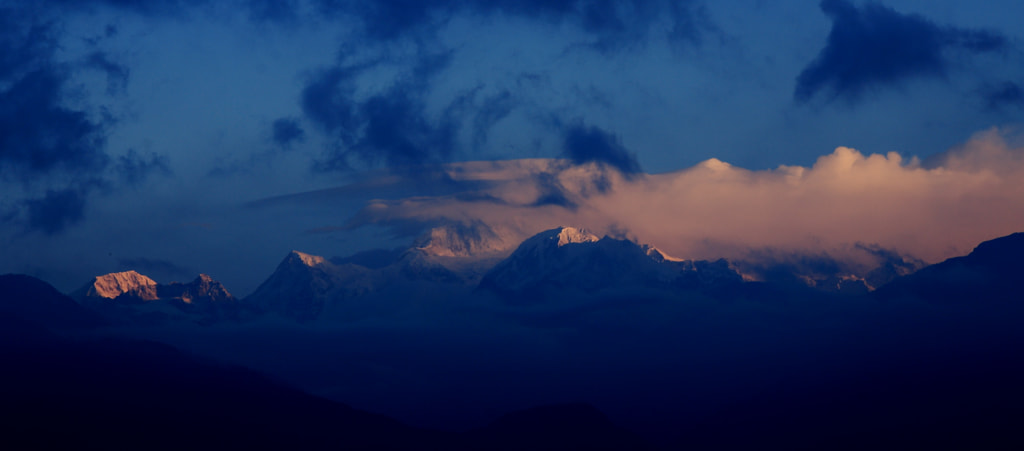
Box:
<box><xmin>478</xmin><ymin>226</ymin><xmax>741</xmax><ymax>301</ymax></box>
<box><xmin>73</xmin><ymin>271</ymin><xmax>242</xmax><ymax>325</ymax></box>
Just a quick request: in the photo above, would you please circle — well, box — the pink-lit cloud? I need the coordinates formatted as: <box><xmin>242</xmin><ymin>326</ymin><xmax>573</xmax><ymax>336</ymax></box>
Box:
<box><xmin>344</xmin><ymin>127</ymin><xmax>1024</xmax><ymax>266</ymax></box>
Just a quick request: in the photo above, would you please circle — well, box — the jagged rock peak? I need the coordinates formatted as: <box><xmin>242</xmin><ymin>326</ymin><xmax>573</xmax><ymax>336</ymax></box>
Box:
<box><xmin>287</xmin><ymin>251</ymin><xmax>327</xmax><ymax>267</ymax></box>
<box><xmin>159</xmin><ymin>273</ymin><xmax>235</xmax><ymax>304</ymax></box>
<box><xmin>81</xmin><ymin>270</ymin><xmax>158</xmax><ymax>299</ymax></box>
<box><xmin>189</xmin><ymin>274</ymin><xmax>232</xmax><ymax>296</ymax></box>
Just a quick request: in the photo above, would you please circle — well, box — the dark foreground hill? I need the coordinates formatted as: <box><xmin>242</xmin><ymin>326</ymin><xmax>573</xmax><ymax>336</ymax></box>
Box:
<box><xmin>0</xmin><ymin>275</ymin><xmax>652</xmax><ymax>450</ymax></box>
<box><xmin>0</xmin><ymin>319</ymin><xmax>451</xmax><ymax>449</ymax></box>
<box><xmin>672</xmin><ymin>331</ymin><xmax>1024</xmax><ymax>450</ymax></box>
<box><xmin>0</xmin><ymin>274</ymin><xmax>107</xmax><ymax>330</ymax></box>
<box><xmin>0</xmin><ymin>322</ymin><xmax>653</xmax><ymax>450</ymax></box>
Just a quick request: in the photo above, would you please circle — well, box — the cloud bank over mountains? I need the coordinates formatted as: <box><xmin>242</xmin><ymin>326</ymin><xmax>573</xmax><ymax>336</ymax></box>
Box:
<box><xmin>342</xmin><ymin>128</ymin><xmax>1024</xmax><ymax>266</ymax></box>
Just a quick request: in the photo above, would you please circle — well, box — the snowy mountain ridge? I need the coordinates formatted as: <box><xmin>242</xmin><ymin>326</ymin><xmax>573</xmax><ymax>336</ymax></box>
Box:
<box><xmin>74</xmin><ymin>270</ymin><xmax>159</xmax><ymax>300</ymax></box>
<box><xmin>478</xmin><ymin>226</ymin><xmax>743</xmax><ymax>300</ymax></box>
<box><xmin>73</xmin><ymin>271</ymin><xmax>241</xmax><ymax>325</ymax></box>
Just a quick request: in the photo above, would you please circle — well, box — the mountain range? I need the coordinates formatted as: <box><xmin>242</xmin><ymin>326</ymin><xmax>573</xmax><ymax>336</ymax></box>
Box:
<box><xmin>3</xmin><ymin>228</ymin><xmax>1024</xmax><ymax>448</ymax></box>
<box><xmin>16</xmin><ymin>225</ymin><xmax>1015</xmax><ymax>325</ymax></box>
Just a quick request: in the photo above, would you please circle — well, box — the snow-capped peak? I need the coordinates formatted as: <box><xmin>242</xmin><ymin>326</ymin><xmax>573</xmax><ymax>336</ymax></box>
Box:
<box><xmin>522</xmin><ymin>226</ymin><xmax>599</xmax><ymax>249</ymax></box>
<box><xmin>79</xmin><ymin>270</ymin><xmax>158</xmax><ymax>299</ymax></box>
<box><xmin>288</xmin><ymin>250</ymin><xmax>326</xmax><ymax>267</ymax></box>
<box><xmin>479</xmin><ymin>227</ymin><xmax>744</xmax><ymax>300</ymax></box>
<box><xmin>554</xmin><ymin>227</ymin><xmax>599</xmax><ymax>246</ymax></box>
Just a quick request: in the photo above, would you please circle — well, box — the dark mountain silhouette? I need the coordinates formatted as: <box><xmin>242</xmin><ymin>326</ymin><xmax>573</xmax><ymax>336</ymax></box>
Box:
<box><xmin>0</xmin><ymin>274</ymin><xmax>106</xmax><ymax>330</ymax></box>
<box><xmin>875</xmin><ymin>232</ymin><xmax>1024</xmax><ymax>303</ymax></box>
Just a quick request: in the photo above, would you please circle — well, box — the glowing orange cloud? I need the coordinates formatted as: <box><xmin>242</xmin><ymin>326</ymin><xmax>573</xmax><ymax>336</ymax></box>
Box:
<box><xmin>346</xmin><ymin>128</ymin><xmax>1024</xmax><ymax>265</ymax></box>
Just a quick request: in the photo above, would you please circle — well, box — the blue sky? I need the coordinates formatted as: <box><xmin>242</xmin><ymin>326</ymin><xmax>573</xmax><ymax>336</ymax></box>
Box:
<box><xmin>1</xmin><ymin>0</ymin><xmax>1023</xmax><ymax>293</ymax></box>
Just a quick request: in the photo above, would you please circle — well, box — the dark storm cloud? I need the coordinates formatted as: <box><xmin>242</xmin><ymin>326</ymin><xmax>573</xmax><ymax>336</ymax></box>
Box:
<box><xmin>22</xmin><ymin>188</ymin><xmax>88</xmax><ymax>236</ymax></box>
<box><xmin>0</xmin><ymin>5</ymin><xmax>166</xmax><ymax>234</ymax></box>
<box><xmin>0</xmin><ymin>9</ymin><xmax>56</xmax><ymax>79</ymax></box>
<box><xmin>0</xmin><ymin>68</ymin><xmax>109</xmax><ymax>177</ymax></box>
<box><xmin>530</xmin><ymin>172</ymin><xmax>578</xmax><ymax>209</ymax></box>
<box><xmin>292</xmin><ymin>2</ymin><xmax>713</xmax><ymax>173</ymax></box>
<box><xmin>41</xmin><ymin>0</ymin><xmax>206</xmax><ymax>16</ymax></box>
<box><xmin>0</xmin><ymin>7</ymin><xmax>103</xmax><ymax>236</ymax></box>
<box><xmin>271</xmin><ymin>117</ymin><xmax>305</xmax><ymax>148</ymax></box>
<box><xmin>245</xmin><ymin>0</ymin><xmax>301</xmax><ymax>24</ymax></box>
<box><xmin>115</xmin><ymin>150</ymin><xmax>171</xmax><ymax>187</ymax></box>
<box><xmin>667</xmin><ymin>0</ymin><xmax>712</xmax><ymax>49</ymax></box>
<box><xmin>469</xmin><ymin>90</ymin><xmax>515</xmax><ymax>150</ymax></box>
<box><xmin>795</xmin><ymin>0</ymin><xmax>1008</xmax><ymax>104</ymax></box>
<box><xmin>313</xmin><ymin>0</ymin><xmax>712</xmax><ymax>50</ymax></box>
<box><xmin>562</xmin><ymin>123</ymin><xmax>641</xmax><ymax>176</ymax></box>
<box><xmin>0</xmin><ymin>10</ymin><xmax>109</xmax><ymax>180</ymax></box>
<box><xmin>43</xmin><ymin>0</ymin><xmax>290</xmax><ymax>23</ymax></box>
<box><xmin>302</xmin><ymin>53</ymin><xmax>460</xmax><ymax>171</ymax></box>
<box><xmin>300</xmin><ymin>64</ymin><xmax>363</xmax><ymax>139</ymax></box>
<box><xmin>980</xmin><ymin>81</ymin><xmax>1024</xmax><ymax>111</ymax></box>
<box><xmin>314</xmin><ymin>0</ymin><xmax>456</xmax><ymax>41</ymax></box>
<box><xmin>350</xmin><ymin>86</ymin><xmax>458</xmax><ymax>167</ymax></box>
<box><xmin>84</xmin><ymin>51</ymin><xmax>130</xmax><ymax>95</ymax></box>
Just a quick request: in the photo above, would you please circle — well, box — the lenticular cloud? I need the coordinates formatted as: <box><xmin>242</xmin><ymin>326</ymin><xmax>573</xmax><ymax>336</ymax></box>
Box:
<box><xmin>347</xmin><ymin>128</ymin><xmax>1024</xmax><ymax>265</ymax></box>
